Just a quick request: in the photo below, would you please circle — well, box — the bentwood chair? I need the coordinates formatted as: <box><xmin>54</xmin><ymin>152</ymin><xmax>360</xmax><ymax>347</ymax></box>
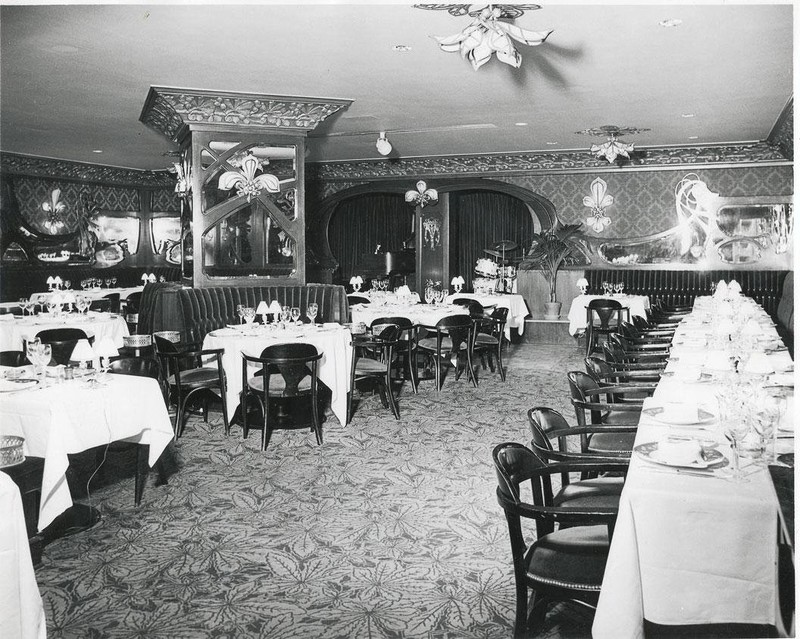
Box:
<box><xmin>585</xmin><ymin>299</ymin><xmax>625</xmax><ymax>357</ymax></box>
<box><xmin>90</xmin><ymin>293</ymin><xmax>120</xmax><ymax>314</ymax></box>
<box><xmin>154</xmin><ymin>335</ymin><xmax>228</xmax><ymax>440</ymax></box>
<box><xmin>34</xmin><ymin>328</ymin><xmax>92</xmax><ymax>365</ymax></box>
<box><xmin>527</xmin><ymin>407</ymin><xmax>628</xmax><ymax>505</ymax></box>
<box><xmin>584</xmin><ymin>356</ymin><xmax>662</xmax><ymax>387</ymax></box>
<box><xmin>241</xmin><ymin>343</ymin><xmax>323</xmax><ymax>450</ymax></box>
<box><xmin>473</xmin><ymin>307</ymin><xmax>509</xmax><ymax>381</ymax></box>
<box><xmin>493</xmin><ymin>442</ymin><xmax>620</xmax><ymax>638</ymax></box>
<box><xmin>107</xmin><ymin>356</ymin><xmax>168</xmax><ymax>505</ymax></box>
<box><xmin>125</xmin><ymin>291</ymin><xmax>142</xmax><ymax>333</ymax></box>
<box><xmin>0</xmin><ymin>350</ymin><xmax>28</xmax><ymax>367</ymax></box>
<box><xmin>349</xmin><ymin>325</ymin><xmax>401</xmax><ymax>422</ymax></box>
<box><xmin>417</xmin><ymin>315</ymin><xmax>477</xmax><ymax>391</ymax></box>
<box><xmin>369</xmin><ymin>316</ymin><xmax>418</xmax><ymax>393</ymax></box>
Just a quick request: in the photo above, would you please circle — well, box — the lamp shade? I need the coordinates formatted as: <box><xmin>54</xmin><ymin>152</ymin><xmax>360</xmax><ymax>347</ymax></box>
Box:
<box><xmin>141</xmin><ymin>273</ymin><xmax>148</xmax><ymax>283</ymax></box>
<box><xmin>46</xmin><ymin>276</ymin><xmax>55</xmax><ymax>286</ymax></box>
<box><xmin>349</xmin><ymin>275</ymin><xmax>363</xmax><ymax>286</ymax></box>
<box><xmin>576</xmin><ymin>277</ymin><xmax>589</xmax><ymax>288</ymax></box>
<box><xmin>53</xmin><ymin>276</ymin><xmax>63</xmax><ymax>287</ymax></box>
<box><xmin>451</xmin><ymin>276</ymin><xmax>465</xmax><ymax>286</ymax></box>
<box><xmin>70</xmin><ymin>339</ymin><xmax>95</xmax><ymax>363</ymax></box>
<box><xmin>94</xmin><ymin>336</ymin><xmax>119</xmax><ymax>359</ymax></box>
<box><xmin>255</xmin><ymin>301</ymin><xmax>269</xmax><ymax>316</ymax></box>
<box><xmin>148</xmin><ymin>273</ymin><xmax>157</xmax><ymax>283</ymax></box>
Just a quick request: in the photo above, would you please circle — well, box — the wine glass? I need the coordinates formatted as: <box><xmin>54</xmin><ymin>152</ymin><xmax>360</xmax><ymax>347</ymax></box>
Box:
<box><xmin>63</xmin><ymin>280</ymin><xmax>71</xmax><ymax>290</ymax></box>
<box><xmin>18</xmin><ymin>298</ymin><xmax>28</xmax><ymax>316</ymax></box>
<box><xmin>280</xmin><ymin>306</ymin><xmax>291</xmax><ymax>326</ymax></box>
<box><xmin>236</xmin><ymin>304</ymin><xmax>245</xmax><ymax>325</ymax></box>
<box><xmin>291</xmin><ymin>307</ymin><xmax>301</xmax><ymax>324</ymax></box>
<box><xmin>37</xmin><ymin>343</ymin><xmax>52</xmax><ymax>380</ymax></box>
<box><xmin>424</xmin><ymin>287</ymin><xmax>435</xmax><ymax>305</ymax></box>
<box><xmin>111</xmin><ymin>277</ymin><xmax>117</xmax><ymax>287</ymax></box>
<box><xmin>243</xmin><ymin>307</ymin><xmax>256</xmax><ymax>325</ymax></box>
<box><xmin>307</xmin><ymin>302</ymin><xmax>318</xmax><ymax>325</ymax></box>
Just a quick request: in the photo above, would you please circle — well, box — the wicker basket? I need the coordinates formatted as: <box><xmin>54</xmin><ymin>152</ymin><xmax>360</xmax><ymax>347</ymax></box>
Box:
<box><xmin>153</xmin><ymin>331</ymin><xmax>181</xmax><ymax>343</ymax></box>
<box><xmin>0</xmin><ymin>435</ymin><xmax>24</xmax><ymax>468</ymax></box>
<box><xmin>123</xmin><ymin>334</ymin><xmax>152</xmax><ymax>348</ymax></box>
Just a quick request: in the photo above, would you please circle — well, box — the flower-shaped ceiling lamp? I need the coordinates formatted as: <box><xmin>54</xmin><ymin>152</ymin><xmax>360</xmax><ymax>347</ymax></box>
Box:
<box><xmin>576</xmin><ymin>125</ymin><xmax>650</xmax><ymax>165</ymax></box>
<box><xmin>405</xmin><ymin>181</ymin><xmax>439</xmax><ymax>209</ymax></box>
<box><xmin>42</xmin><ymin>189</ymin><xmax>67</xmax><ymax>233</ymax></box>
<box><xmin>418</xmin><ymin>4</ymin><xmax>553</xmax><ymax>71</ymax></box>
<box><xmin>583</xmin><ymin>178</ymin><xmax>614</xmax><ymax>233</ymax></box>
<box><xmin>218</xmin><ymin>152</ymin><xmax>280</xmax><ymax>202</ymax></box>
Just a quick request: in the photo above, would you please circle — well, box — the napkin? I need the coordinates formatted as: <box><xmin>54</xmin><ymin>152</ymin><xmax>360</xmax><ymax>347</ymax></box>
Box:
<box><xmin>0</xmin><ymin>314</ymin><xmax>15</xmax><ymax>322</ymax></box>
<box><xmin>396</xmin><ymin>285</ymin><xmax>411</xmax><ymax>296</ymax></box>
<box><xmin>654</xmin><ymin>439</ymin><xmax>705</xmax><ymax>466</ymax></box>
<box><xmin>704</xmin><ymin>350</ymin><xmax>732</xmax><ymax>371</ymax></box>
<box><xmin>672</xmin><ymin>351</ymin><xmax>706</xmax><ymax>366</ymax></box>
<box><xmin>742</xmin><ymin>352</ymin><xmax>774</xmax><ymax>375</ymax></box>
<box><xmin>323</xmin><ymin>322</ymin><xmax>341</xmax><ymax>329</ymax></box>
<box><xmin>213</xmin><ymin>328</ymin><xmax>242</xmax><ymax>337</ymax></box>
<box><xmin>741</xmin><ymin>319</ymin><xmax>762</xmax><ymax>336</ymax></box>
<box><xmin>779</xmin><ymin>396</ymin><xmax>794</xmax><ymax>432</ymax></box>
<box><xmin>674</xmin><ymin>365</ymin><xmax>703</xmax><ymax>382</ymax></box>
<box><xmin>768</xmin><ymin>373</ymin><xmax>795</xmax><ymax>387</ymax></box>
<box><xmin>657</xmin><ymin>402</ymin><xmax>699</xmax><ymax>424</ymax></box>
<box><xmin>713</xmin><ymin>280</ymin><xmax>728</xmax><ymax>297</ymax></box>
<box><xmin>0</xmin><ymin>378</ymin><xmax>38</xmax><ymax>392</ymax></box>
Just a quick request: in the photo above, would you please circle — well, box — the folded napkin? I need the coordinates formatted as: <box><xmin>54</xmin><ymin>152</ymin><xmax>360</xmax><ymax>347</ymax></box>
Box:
<box><xmin>779</xmin><ymin>396</ymin><xmax>794</xmax><ymax>432</ymax></box>
<box><xmin>212</xmin><ymin>328</ymin><xmax>242</xmax><ymax>337</ymax></box>
<box><xmin>673</xmin><ymin>351</ymin><xmax>706</xmax><ymax>366</ymax></box>
<box><xmin>396</xmin><ymin>285</ymin><xmax>411</xmax><ymax>295</ymax></box>
<box><xmin>654</xmin><ymin>439</ymin><xmax>705</xmax><ymax>466</ymax></box>
<box><xmin>323</xmin><ymin>322</ymin><xmax>341</xmax><ymax>329</ymax></box>
<box><xmin>768</xmin><ymin>373</ymin><xmax>795</xmax><ymax>387</ymax></box>
<box><xmin>0</xmin><ymin>378</ymin><xmax>38</xmax><ymax>392</ymax></box>
<box><xmin>674</xmin><ymin>365</ymin><xmax>703</xmax><ymax>382</ymax></box>
<box><xmin>742</xmin><ymin>319</ymin><xmax>762</xmax><ymax>336</ymax></box>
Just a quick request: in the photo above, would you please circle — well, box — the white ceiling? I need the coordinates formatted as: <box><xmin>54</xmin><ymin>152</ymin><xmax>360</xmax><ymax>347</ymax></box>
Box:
<box><xmin>0</xmin><ymin>2</ymin><xmax>794</xmax><ymax>171</ymax></box>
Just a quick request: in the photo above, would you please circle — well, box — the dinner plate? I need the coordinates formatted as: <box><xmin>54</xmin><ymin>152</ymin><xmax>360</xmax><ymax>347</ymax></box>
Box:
<box><xmin>642</xmin><ymin>405</ymin><xmax>716</xmax><ymax>425</ymax></box>
<box><xmin>635</xmin><ymin>441</ymin><xmax>727</xmax><ymax>469</ymax></box>
<box><xmin>0</xmin><ymin>378</ymin><xmax>39</xmax><ymax>392</ymax></box>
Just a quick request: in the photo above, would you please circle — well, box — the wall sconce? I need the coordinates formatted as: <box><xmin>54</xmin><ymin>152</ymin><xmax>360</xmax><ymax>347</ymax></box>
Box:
<box><xmin>405</xmin><ymin>180</ymin><xmax>438</xmax><ymax>208</ymax></box>
<box><xmin>376</xmin><ymin>132</ymin><xmax>392</xmax><ymax>156</ymax></box>
<box><xmin>349</xmin><ymin>275</ymin><xmax>364</xmax><ymax>292</ymax></box>
<box><xmin>451</xmin><ymin>276</ymin><xmax>465</xmax><ymax>293</ymax></box>
<box><xmin>583</xmin><ymin>178</ymin><xmax>614</xmax><ymax>233</ymax></box>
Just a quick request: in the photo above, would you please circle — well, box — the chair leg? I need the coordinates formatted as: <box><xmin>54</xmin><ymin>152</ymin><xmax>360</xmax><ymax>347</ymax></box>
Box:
<box><xmin>466</xmin><ymin>347</ymin><xmax>478</xmax><ymax>388</ymax></box>
<box><xmin>497</xmin><ymin>341</ymin><xmax>506</xmax><ymax>382</ymax></box>
<box><xmin>242</xmin><ymin>390</ymin><xmax>250</xmax><ymax>439</ymax></box>
<box><xmin>219</xmin><ymin>388</ymin><xmax>230</xmax><ymax>436</ymax></box>
<box><xmin>261</xmin><ymin>401</ymin><xmax>273</xmax><ymax>451</ymax></box>
<box><xmin>134</xmin><ymin>445</ymin><xmax>149</xmax><ymax>507</ymax></box>
<box><xmin>406</xmin><ymin>349</ymin><xmax>419</xmax><ymax>394</ymax></box>
<box><xmin>385</xmin><ymin>371</ymin><xmax>400</xmax><ymax>420</ymax></box>
<box><xmin>311</xmin><ymin>392</ymin><xmax>323</xmax><ymax>445</ymax></box>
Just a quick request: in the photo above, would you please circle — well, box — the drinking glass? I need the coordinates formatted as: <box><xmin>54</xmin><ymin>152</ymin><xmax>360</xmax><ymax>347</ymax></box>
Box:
<box><xmin>307</xmin><ymin>302</ymin><xmax>318</xmax><ymax>325</ymax></box>
<box><xmin>36</xmin><ymin>294</ymin><xmax>47</xmax><ymax>313</ymax></box>
<box><xmin>25</xmin><ymin>338</ymin><xmax>41</xmax><ymax>368</ymax></box>
<box><xmin>236</xmin><ymin>304</ymin><xmax>245</xmax><ymax>325</ymax></box>
<box><xmin>46</xmin><ymin>299</ymin><xmax>59</xmax><ymax>315</ymax></box>
<box><xmin>424</xmin><ymin>287</ymin><xmax>435</xmax><ymax>305</ymax></box>
<box><xmin>280</xmin><ymin>306</ymin><xmax>291</xmax><ymax>325</ymax></box>
<box><xmin>243</xmin><ymin>307</ymin><xmax>256</xmax><ymax>325</ymax></box>
<box><xmin>111</xmin><ymin>277</ymin><xmax>117</xmax><ymax>287</ymax></box>
<box><xmin>37</xmin><ymin>344</ymin><xmax>52</xmax><ymax>379</ymax></box>
<box><xmin>291</xmin><ymin>307</ymin><xmax>301</xmax><ymax>324</ymax></box>
<box><xmin>63</xmin><ymin>280</ymin><xmax>71</xmax><ymax>290</ymax></box>
<box><xmin>18</xmin><ymin>298</ymin><xmax>28</xmax><ymax>316</ymax></box>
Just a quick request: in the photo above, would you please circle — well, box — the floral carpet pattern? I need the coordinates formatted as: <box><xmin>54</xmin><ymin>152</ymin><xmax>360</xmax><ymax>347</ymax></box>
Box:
<box><xmin>35</xmin><ymin>344</ymin><xmax>594</xmax><ymax>639</ymax></box>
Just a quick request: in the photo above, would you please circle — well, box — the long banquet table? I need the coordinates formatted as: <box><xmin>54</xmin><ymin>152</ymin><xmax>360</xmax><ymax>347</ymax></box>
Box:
<box><xmin>567</xmin><ymin>293</ymin><xmax>650</xmax><ymax>336</ymax></box>
<box><xmin>0</xmin><ymin>370</ymin><xmax>173</xmax><ymax>531</ymax></box>
<box><xmin>592</xmin><ymin>295</ymin><xmax>794</xmax><ymax>638</ymax></box>
<box><xmin>203</xmin><ymin>323</ymin><xmax>353</xmax><ymax>426</ymax></box>
<box><xmin>0</xmin><ymin>311</ymin><xmax>129</xmax><ymax>352</ymax></box>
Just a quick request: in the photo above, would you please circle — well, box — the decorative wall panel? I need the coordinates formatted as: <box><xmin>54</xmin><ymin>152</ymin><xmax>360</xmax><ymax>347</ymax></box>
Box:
<box><xmin>151</xmin><ymin>189</ymin><xmax>181</xmax><ymax>213</ymax></box>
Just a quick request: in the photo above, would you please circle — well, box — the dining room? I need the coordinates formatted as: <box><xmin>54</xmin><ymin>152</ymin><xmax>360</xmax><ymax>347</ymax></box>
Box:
<box><xmin>0</xmin><ymin>3</ymin><xmax>795</xmax><ymax>639</ymax></box>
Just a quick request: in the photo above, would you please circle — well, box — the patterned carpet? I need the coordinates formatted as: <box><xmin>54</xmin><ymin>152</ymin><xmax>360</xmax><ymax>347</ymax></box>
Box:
<box><xmin>34</xmin><ymin>342</ymin><xmax>596</xmax><ymax>639</ymax></box>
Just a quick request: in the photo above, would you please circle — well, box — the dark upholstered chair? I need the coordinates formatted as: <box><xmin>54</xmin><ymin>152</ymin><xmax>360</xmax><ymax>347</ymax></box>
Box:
<box><xmin>0</xmin><ymin>350</ymin><xmax>28</xmax><ymax>367</ymax></box>
<box><xmin>107</xmin><ymin>356</ymin><xmax>167</xmax><ymax>505</ymax></box>
<box><xmin>584</xmin><ymin>356</ymin><xmax>662</xmax><ymax>387</ymax></box>
<box><xmin>473</xmin><ymin>306</ymin><xmax>509</xmax><ymax>381</ymax></box>
<box><xmin>349</xmin><ymin>325</ymin><xmax>401</xmax><ymax>423</ymax></box>
<box><xmin>585</xmin><ymin>298</ymin><xmax>625</xmax><ymax>357</ymax></box>
<box><xmin>154</xmin><ymin>335</ymin><xmax>228</xmax><ymax>440</ymax></box>
<box><xmin>776</xmin><ymin>272</ymin><xmax>793</xmax><ymax>355</ymax></box>
<box><xmin>493</xmin><ymin>442</ymin><xmax>619</xmax><ymax>638</ymax></box>
<box><xmin>347</xmin><ymin>294</ymin><xmax>371</xmax><ymax>306</ymax></box>
<box><xmin>417</xmin><ymin>315</ymin><xmax>477</xmax><ymax>391</ymax></box>
<box><xmin>241</xmin><ymin>343</ymin><xmax>323</xmax><ymax>450</ymax></box>
<box><xmin>125</xmin><ymin>291</ymin><xmax>142</xmax><ymax>333</ymax></box>
<box><xmin>34</xmin><ymin>328</ymin><xmax>92</xmax><ymax>365</ymax></box>
<box><xmin>90</xmin><ymin>293</ymin><xmax>120</xmax><ymax>314</ymax></box>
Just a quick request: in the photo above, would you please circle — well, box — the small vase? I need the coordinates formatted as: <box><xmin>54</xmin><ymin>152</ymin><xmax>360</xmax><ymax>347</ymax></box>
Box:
<box><xmin>544</xmin><ymin>301</ymin><xmax>562</xmax><ymax>320</ymax></box>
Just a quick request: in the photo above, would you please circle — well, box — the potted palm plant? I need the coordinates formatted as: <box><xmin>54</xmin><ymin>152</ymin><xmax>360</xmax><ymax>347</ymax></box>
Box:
<box><xmin>519</xmin><ymin>222</ymin><xmax>584</xmax><ymax>319</ymax></box>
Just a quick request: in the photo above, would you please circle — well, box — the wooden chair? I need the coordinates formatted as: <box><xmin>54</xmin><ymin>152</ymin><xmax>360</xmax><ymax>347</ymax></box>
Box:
<box><xmin>473</xmin><ymin>307</ymin><xmax>509</xmax><ymax>381</ymax></box>
<box><xmin>349</xmin><ymin>325</ymin><xmax>401</xmax><ymax>422</ymax></box>
<box><xmin>417</xmin><ymin>315</ymin><xmax>477</xmax><ymax>391</ymax></box>
<box><xmin>585</xmin><ymin>298</ymin><xmax>625</xmax><ymax>357</ymax></box>
<box><xmin>368</xmin><ymin>316</ymin><xmax>418</xmax><ymax>393</ymax></box>
<box><xmin>34</xmin><ymin>328</ymin><xmax>92</xmax><ymax>365</ymax></box>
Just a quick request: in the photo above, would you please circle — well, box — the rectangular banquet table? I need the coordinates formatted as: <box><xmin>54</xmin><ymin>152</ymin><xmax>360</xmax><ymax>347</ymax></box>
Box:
<box><xmin>445</xmin><ymin>293</ymin><xmax>529</xmax><ymax>340</ymax></box>
<box><xmin>0</xmin><ymin>471</ymin><xmax>46</xmax><ymax>639</ymax></box>
<box><xmin>592</xmin><ymin>295</ymin><xmax>794</xmax><ymax>638</ymax></box>
<box><xmin>0</xmin><ymin>311</ymin><xmax>129</xmax><ymax>352</ymax></box>
<box><xmin>0</xmin><ymin>371</ymin><xmax>174</xmax><ymax>531</ymax></box>
<box><xmin>203</xmin><ymin>323</ymin><xmax>353</xmax><ymax>426</ymax></box>
<box><xmin>567</xmin><ymin>293</ymin><xmax>649</xmax><ymax>336</ymax></box>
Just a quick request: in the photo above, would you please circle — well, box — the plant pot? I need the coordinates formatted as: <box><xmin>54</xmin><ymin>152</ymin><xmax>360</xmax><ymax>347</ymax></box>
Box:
<box><xmin>544</xmin><ymin>301</ymin><xmax>562</xmax><ymax>320</ymax></box>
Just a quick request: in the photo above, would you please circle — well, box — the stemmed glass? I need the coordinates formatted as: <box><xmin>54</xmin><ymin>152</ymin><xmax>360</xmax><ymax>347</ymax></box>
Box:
<box><xmin>243</xmin><ymin>307</ymin><xmax>256</xmax><ymax>325</ymax></box>
<box><xmin>111</xmin><ymin>277</ymin><xmax>117</xmax><ymax>287</ymax></box>
<box><xmin>63</xmin><ymin>280</ymin><xmax>71</xmax><ymax>290</ymax></box>
<box><xmin>76</xmin><ymin>295</ymin><xmax>89</xmax><ymax>314</ymax></box>
<box><xmin>717</xmin><ymin>386</ymin><xmax>749</xmax><ymax>480</ymax></box>
<box><xmin>36</xmin><ymin>294</ymin><xmax>47</xmax><ymax>314</ymax></box>
<box><xmin>236</xmin><ymin>304</ymin><xmax>245</xmax><ymax>325</ymax></box>
<box><xmin>290</xmin><ymin>307</ymin><xmax>301</xmax><ymax>324</ymax></box>
<box><xmin>280</xmin><ymin>306</ymin><xmax>291</xmax><ymax>327</ymax></box>
<box><xmin>46</xmin><ymin>298</ymin><xmax>59</xmax><ymax>315</ymax></box>
<box><xmin>615</xmin><ymin>282</ymin><xmax>624</xmax><ymax>295</ymax></box>
<box><xmin>307</xmin><ymin>302</ymin><xmax>318</xmax><ymax>326</ymax></box>
<box><xmin>424</xmin><ymin>287</ymin><xmax>435</xmax><ymax>305</ymax></box>
<box><xmin>18</xmin><ymin>298</ymin><xmax>28</xmax><ymax>316</ymax></box>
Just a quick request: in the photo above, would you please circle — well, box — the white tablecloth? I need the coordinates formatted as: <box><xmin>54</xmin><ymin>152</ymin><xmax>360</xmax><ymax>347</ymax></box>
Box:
<box><xmin>0</xmin><ymin>312</ymin><xmax>129</xmax><ymax>352</ymax></box>
<box><xmin>0</xmin><ymin>373</ymin><xmax>173</xmax><ymax>531</ymax></box>
<box><xmin>350</xmin><ymin>303</ymin><xmax>469</xmax><ymax>332</ymax></box>
<box><xmin>29</xmin><ymin>286</ymin><xmax>143</xmax><ymax>303</ymax></box>
<box><xmin>446</xmin><ymin>293</ymin><xmax>529</xmax><ymax>340</ymax></box>
<box><xmin>593</xmin><ymin>296</ymin><xmax>794</xmax><ymax>638</ymax></box>
<box><xmin>567</xmin><ymin>294</ymin><xmax>650</xmax><ymax>335</ymax></box>
<box><xmin>203</xmin><ymin>324</ymin><xmax>353</xmax><ymax>426</ymax></box>
<box><xmin>0</xmin><ymin>472</ymin><xmax>46</xmax><ymax>639</ymax></box>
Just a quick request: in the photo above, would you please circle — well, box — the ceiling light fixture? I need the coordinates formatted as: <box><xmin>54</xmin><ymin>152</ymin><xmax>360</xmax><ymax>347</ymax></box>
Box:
<box><xmin>405</xmin><ymin>180</ymin><xmax>438</xmax><ymax>208</ymax></box>
<box><xmin>417</xmin><ymin>4</ymin><xmax>552</xmax><ymax>71</ymax></box>
<box><xmin>376</xmin><ymin>132</ymin><xmax>392</xmax><ymax>156</ymax></box>
<box><xmin>576</xmin><ymin>125</ymin><xmax>651</xmax><ymax>165</ymax></box>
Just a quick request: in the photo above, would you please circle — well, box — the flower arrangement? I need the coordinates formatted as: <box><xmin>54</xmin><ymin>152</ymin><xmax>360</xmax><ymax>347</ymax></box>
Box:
<box><xmin>474</xmin><ymin>258</ymin><xmax>499</xmax><ymax>278</ymax></box>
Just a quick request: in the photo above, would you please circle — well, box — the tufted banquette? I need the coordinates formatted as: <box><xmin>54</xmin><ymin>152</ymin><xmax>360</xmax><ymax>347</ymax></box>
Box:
<box><xmin>144</xmin><ymin>284</ymin><xmax>349</xmax><ymax>344</ymax></box>
<box><xmin>585</xmin><ymin>270</ymin><xmax>791</xmax><ymax>320</ymax></box>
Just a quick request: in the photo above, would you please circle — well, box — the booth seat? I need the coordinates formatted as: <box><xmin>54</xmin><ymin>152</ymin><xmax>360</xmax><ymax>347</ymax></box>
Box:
<box><xmin>146</xmin><ymin>284</ymin><xmax>349</xmax><ymax>344</ymax></box>
<box><xmin>0</xmin><ymin>265</ymin><xmax>181</xmax><ymax>302</ymax></box>
<box><xmin>585</xmin><ymin>269</ymin><xmax>791</xmax><ymax>320</ymax></box>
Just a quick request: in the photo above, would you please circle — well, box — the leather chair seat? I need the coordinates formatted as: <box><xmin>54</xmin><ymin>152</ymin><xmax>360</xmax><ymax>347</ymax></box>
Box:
<box><xmin>474</xmin><ymin>333</ymin><xmax>499</xmax><ymax>346</ymax></box>
<box><xmin>526</xmin><ymin>524</ymin><xmax>609</xmax><ymax>590</ymax></box>
<box><xmin>417</xmin><ymin>336</ymin><xmax>466</xmax><ymax>352</ymax></box>
<box><xmin>354</xmin><ymin>358</ymin><xmax>388</xmax><ymax>374</ymax></box>
<box><xmin>588</xmin><ymin>430</ymin><xmax>637</xmax><ymax>455</ymax></box>
<box><xmin>248</xmin><ymin>374</ymin><xmax>312</xmax><ymax>395</ymax></box>
<box><xmin>553</xmin><ymin>476</ymin><xmax>624</xmax><ymax>508</ymax></box>
<box><xmin>167</xmin><ymin>367</ymin><xmax>221</xmax><ymax>388</ymax></box>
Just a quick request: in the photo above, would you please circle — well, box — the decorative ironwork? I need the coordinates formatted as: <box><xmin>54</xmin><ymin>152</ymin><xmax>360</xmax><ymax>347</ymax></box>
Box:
<box><xmin>404</xmin><ymin>180</ymin><xmax>438</xmax><ymax>208</ymax></box>
<box><xmin>583</xmin><ymin>178</ymin><xmax>613</xmax><ymax>233</ymax></box>
<box><xmin>767</xmin><ymin>98</ymin><xmax>793</xmax><ymax>161</ymax></box>
<box><xmin>140</xmin><ymin>87</ymin><xmax>353</xmax><ymax>142</ymax></box>
<box><xmin>218</xmin><ymin>153</ymin><xmax>280</xmax><ymax>202</ymax></box>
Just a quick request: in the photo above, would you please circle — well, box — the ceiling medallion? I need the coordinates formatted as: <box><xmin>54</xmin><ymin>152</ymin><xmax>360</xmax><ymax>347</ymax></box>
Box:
<box><xmin>576</xmin><ymin>125</ymin><xmax>651</xmax><ymax>165</ymax></box>
<box><xmin>405</xmin><ymin>180</ymin><xmax>439</xmax><ymax>208</ymax></box>
<box><xmin>416</xmin><ymin>4</ymin><xmax>552</xmax><ymax>71</ymax></box>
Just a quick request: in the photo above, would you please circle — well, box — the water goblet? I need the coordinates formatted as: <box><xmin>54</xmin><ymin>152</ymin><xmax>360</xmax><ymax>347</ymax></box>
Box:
<box><xmin>243</xmin><ymin>307</ymin><xmax>256</xmax><ymax>325</ymax></box>
<box><xmin>307</xmin><ymin>302</ymin><xmax>319</xmax><ymax>325</ymax></box>
<box><xmin>25</xmin><ymin>338</ymin><xmax>41</xmax><ymax>368</ymax></box>
<box><xmin>18</xmin><ymin>298</ymin><xmax>28</xmax><ymax>316</ymax></box>
<box><xmin>46</xmin><ymin>299</ymin><xmax>59</xmax><ymax>315</ymax></box>
<box><xmin>111</xmin><ymin>277</ymin><xmax>117</xmax><ymax>287</ymax></box>
<box><xmin>37</xmin><ymin>344</ymin><xmax>52</xmax><ymax>381</ymax></box>
<box><xmin>36</xmin><ymin>294</ymin><xmax>47</xmax><ymax>314</ymax></box>
<box><xmin>63</xmin><ymin>280</ymin><xmax>71</xmax><ymax>290</ymax></box>
<box><xmin>280</xmin><ymin>306</ymin><xmax>291</xmax><ymax>326</ymax></box>
<box><xmin>291</xmin><ymin>307</ymin><xmax>301</xmax><ymax>324</ymax></box>
<box><xmin>424</xmin><ymin>287</ymin><xmax>435</xmax><ymax>305</ymax></box>
<box><xmin>236</xmin><ymin>304</ymin><xmax>245</xmax><ymax>325</ymax></box>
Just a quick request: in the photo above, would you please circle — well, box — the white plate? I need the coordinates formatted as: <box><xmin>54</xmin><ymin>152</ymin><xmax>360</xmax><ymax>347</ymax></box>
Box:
<box><xmin>642</xmin><ymin>405</ymin><xmax>716</xmax><ymax>425</ymax></box>
<box><xmin>0</xmin><ymin>378</ymin><xmax>39</xmax><ymax>392</ymax></box>
<box><xmin>635</xmin><ymin>441</ymin><xmax>727</xmax><ymax>469</ymax></box>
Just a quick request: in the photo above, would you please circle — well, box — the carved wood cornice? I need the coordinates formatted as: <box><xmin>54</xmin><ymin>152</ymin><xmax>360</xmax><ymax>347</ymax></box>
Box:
<box><xmin>0</xmin><ymin>152</ymin><xmax>175</xmax><ymax>188</ymax></box>
<box><xmin>308</xmin><ymin>141</ymin><xmax>790</xmax><ymax>182</ymax></box>
<box><xmin>140</xmin><ymin>86</ymin><xmax>353</xmax><ymax>142</ymax></box>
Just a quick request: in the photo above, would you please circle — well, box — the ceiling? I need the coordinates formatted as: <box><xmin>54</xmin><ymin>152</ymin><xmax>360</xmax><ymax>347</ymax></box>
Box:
<box><xmin>0</xmin><ymin>2</ymin><xmax>794</xmax><ymax>171</ymax></box>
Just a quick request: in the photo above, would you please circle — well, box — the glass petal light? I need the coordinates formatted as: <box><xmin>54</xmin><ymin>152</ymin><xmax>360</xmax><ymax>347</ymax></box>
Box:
<box><xmin>591</xmin><ymin>134</ymin><xmax>635</xmax><ymax>164</ymax></box>
<box><xmin>583</xmin><ymin>178</ymin><xmax>614</xmax><ymax>233</ymax></box>
<box><xmin>405</xmin><ymin>181</ymin><xmax>438</xmax><ymax>208</ymax></box>
<box><xmin>218</xmin><ymin>152</ymin><xmax>281</xmax><ymax>202</ymax></box>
